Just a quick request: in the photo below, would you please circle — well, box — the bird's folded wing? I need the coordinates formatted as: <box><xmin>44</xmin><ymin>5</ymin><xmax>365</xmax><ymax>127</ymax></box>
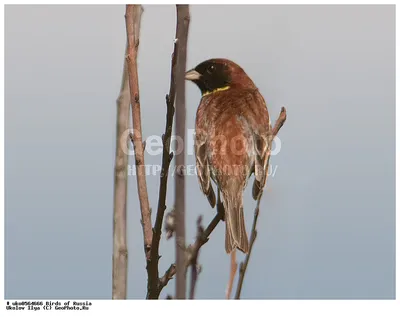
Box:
<box><xmin>252</xmin><ymin>130</ymin><xmax>272</xmax><ymax>200</ymax></box>
<box><xmin>195</xmin><ymin>131</ymin><xmax>216</xmax><ymax>207</ymax></box>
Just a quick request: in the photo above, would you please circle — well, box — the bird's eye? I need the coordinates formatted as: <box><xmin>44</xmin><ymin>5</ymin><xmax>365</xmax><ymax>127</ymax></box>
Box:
<box><xmin>206</xmin><ymin>64</ymin><xmax>215</xmax><ymax>74</ymax></box>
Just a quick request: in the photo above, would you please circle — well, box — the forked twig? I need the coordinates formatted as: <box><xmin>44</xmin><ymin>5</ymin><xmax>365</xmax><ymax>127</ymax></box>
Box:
<box><xmin>159</xmin><ymin>211</ymin><xmax>223</xmax><ymax>292</ymax></box>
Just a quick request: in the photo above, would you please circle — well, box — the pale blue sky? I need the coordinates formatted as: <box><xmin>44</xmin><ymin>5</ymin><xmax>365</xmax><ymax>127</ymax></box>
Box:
<box><xmin>5</xmin><ymin>5</ymin><xmax>395</xmax><ymax>299</ymax></box>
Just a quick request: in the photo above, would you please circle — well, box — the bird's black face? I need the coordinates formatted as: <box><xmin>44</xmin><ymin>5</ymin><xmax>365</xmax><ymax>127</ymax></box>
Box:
<box><xmin>185</xmin><ymin>60</ymin><xmax>232</xmax><ymax>96</ymax></box>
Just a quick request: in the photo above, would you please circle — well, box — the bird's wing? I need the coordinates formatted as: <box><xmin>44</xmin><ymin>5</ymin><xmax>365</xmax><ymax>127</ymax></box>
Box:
<box><xmin>244</xmin><ymin>90</ymin><xmax>272</xmax><ymax>200</ymax></box>
<box><xmin>195</xmin><ymin>130</ymin><xmax>216</xmax><ymax>208</ymax></box>
<box><xmin>252</xmin><ymin>130</ymin><xmax>272</xmax><ymax>200</ymax></box>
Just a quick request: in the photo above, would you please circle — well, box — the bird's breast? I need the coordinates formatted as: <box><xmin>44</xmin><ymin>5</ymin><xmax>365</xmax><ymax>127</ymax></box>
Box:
<box><xmin>207</xmin><ymin>114</ymin><xmax>255</xmax><ymax>188</ymax></box>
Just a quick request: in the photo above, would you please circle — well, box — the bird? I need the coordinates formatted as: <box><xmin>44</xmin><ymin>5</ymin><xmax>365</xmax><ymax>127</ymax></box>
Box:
<box><xmin>185</xmin><ymin>58</ymin><xmax>272</xmax><ymax>254</ymax></box>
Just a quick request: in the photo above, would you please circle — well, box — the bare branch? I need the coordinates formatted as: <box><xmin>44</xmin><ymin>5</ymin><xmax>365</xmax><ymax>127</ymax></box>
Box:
<box><xmin>112</xmin><ymin>44</ymin><xmax>130</xmax><ymax>300</ymax></box>
<box><xmin>159</xmin><ymin>211</ymin><xmax>223</xmax><ymax>292</ymax></box>
<box><xmin>189</xmin><ymin>216</ymin><xmax>204</xmax><ymax>299</ymax></box>
<box><xmin>174</xmin><ymin>4</ymin><xmax>190</xmax><ymax>299</ymax></box>
<box><xmin>159</xmin><ymin>263</ymin><xmax>176</xmax><ymax>290</ymax></box>
<box><xmin>235</xmin><ymin>107</ymin><xmax>287</xmax><ymax>299</ymax></box>
<box><xmin>125</xmin><ymin>5</ymin><xmax>153</xmax><ymax>257</ymax></box>
<box><xmin>146</xmin><ymin>4</ymin><xmax>180</xmax><ymax>299</ymax></box>
<box><xmin>234</xmin><ymin>194</ymin><xmax>261</xmax><ymax>299</ymax></box>
<box><xmin>272</xmin><ymin>107</ymin><xmax>287</xmax><ymax>138</ymax></box>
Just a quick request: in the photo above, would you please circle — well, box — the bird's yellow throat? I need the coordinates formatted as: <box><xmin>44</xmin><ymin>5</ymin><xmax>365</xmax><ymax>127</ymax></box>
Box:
<box><xmin>202</xmin><ymin>86</ymin><xmax>231</xmax><ymax>97</ymax></box>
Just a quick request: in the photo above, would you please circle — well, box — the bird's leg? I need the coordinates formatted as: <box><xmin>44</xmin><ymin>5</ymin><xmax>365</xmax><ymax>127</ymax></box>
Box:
<box><xmin>217</xmin><ymin>189</ymin><xmax>225</xmax><ymax>221</ymax></box>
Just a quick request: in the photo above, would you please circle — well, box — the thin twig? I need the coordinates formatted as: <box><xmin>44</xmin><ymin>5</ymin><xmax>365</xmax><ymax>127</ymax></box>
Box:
<box><xmin>186</xmin><ymin>209</ymin><xmax>223</xmax><ymax>267</ymax></box>
<box><xmin>189</xmin><ymin>216</ymin><xmax>204</xmax><ymax>299</ymax></box>
<box><xmin>272</xmin><ymin>107</ymin><xmax>287</xmax><ymax>138</ymax></box>
<box><xmin>125</xmin><ymin>5</ymin><xmax>153</xmax><ymax>258</ymax></box>
<box><xmin>234</xmin><ymin>194</ymin><xmax>262</xmax><ymax>299</ymax></box>
<box><xmin>174</xmin><ymin>4</ymin><xmax>190</xmax><ymax>299</ymax></box>
<box><xmin>234</xmin><ymin>106</ymin><xmax>287</xmax><ymax>299</ymax></box>
<box><xmin>189</xmin><ymin>265</ymin><xmax>198</xmax><ymax>299</ymax></box>
<box><xmin>159</xmin><ymin>263</ymin><xmax>176</xmax><ymax>290</ymax></box>
<box><xmin>112</xmin><ymin>44</ymin><xmax>130</xmax><ymax>300</ymax></box>
<box><xmin>146</xmin><ymin>8</ymin><xmax>180</xmax><ymax>300</ymax></box>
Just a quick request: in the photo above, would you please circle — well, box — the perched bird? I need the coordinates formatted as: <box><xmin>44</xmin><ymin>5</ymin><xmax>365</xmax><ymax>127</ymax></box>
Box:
<box><xmin>185</xmin><ymin>58</ymin><xmax>272</xmax><ymax>254</ymax></box>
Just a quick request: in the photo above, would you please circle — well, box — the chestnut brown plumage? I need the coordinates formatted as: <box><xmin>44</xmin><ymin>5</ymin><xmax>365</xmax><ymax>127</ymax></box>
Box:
<box><xmin>186</xmin><ymin>58</ymin><xmax>272</xmax><ymax>254</ymax></box>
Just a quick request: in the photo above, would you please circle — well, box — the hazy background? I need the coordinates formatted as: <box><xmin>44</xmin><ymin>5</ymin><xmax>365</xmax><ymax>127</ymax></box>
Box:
<box><xmin>5</xmin><ymin>5</ymin><xmax>395</xmax><ymax>299</ymax></box>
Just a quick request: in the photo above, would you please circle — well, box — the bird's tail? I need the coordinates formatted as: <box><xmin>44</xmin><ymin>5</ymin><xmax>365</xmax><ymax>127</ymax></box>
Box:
<box><xmin>222</xmin><ymin>183</ymin><xmax>249</xmax><ymax>254</ymax></box>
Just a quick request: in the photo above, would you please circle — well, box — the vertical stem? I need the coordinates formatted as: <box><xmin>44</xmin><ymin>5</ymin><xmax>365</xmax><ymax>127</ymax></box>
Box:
<box><xmin>125</xmin><ymin>5</ymin><xmax>153</xmax><ymax>260</ymax></box>
<box><xmin>174</xmin><ymin>4</ymin><xmax>190</xmax><ymax>299</ymax></box>
<box><xmin>112</xmin><ymin>44</ymin><xmax>130</xmax><ymax>300</ymax></box>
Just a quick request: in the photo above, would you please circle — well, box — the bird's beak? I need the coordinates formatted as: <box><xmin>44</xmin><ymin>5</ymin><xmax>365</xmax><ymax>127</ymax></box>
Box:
<box><xmin>185</xmin><ymin>69</ymin><xmax>201</xmax><ymax>81</ymax></box>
